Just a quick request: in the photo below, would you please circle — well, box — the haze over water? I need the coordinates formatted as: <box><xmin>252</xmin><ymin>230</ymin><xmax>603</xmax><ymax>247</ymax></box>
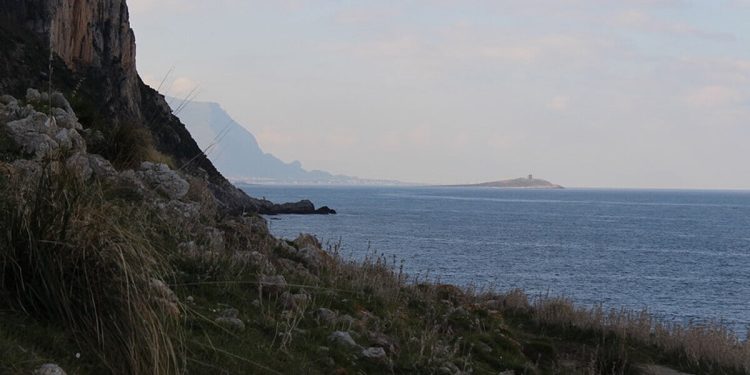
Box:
<box><xmin>244</xmin><ymin>186</ymin><xmax>750</xmax><ymax>338</ymax></box>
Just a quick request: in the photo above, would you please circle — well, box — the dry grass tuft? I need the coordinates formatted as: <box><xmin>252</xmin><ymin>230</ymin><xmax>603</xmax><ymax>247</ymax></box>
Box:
<box><xmin>0</xmin><ymin>162</ymin><xmax>182</xmax><ymax>374</ymax></box>
<box><xmin>90</xmin><ymin>123</ymin><xmax>174</xmax><ymax>170</ymax></box>
<box><xmin>497</xmin><ymin>292</ymin><xmax>750</xmax><ymax>373</ymax></box>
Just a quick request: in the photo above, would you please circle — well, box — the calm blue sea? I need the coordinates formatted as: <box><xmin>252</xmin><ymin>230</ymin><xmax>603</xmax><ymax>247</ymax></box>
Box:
<box><xmin>242</xmin><ymin>186</ymin><xmax>750</xmax><ymax>337</ymax></box>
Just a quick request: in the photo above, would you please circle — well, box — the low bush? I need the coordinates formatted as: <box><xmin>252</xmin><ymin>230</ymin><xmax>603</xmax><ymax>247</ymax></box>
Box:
<box><xmin>87</xmin><ymin>122</ymin><xmax>174</xmax><ymax>170</ymax></box>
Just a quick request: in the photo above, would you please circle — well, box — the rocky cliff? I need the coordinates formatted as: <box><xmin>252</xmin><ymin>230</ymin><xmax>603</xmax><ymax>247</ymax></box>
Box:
<box><xmin>1</xmin><ymin>0</ymin><xmax>140</xmax><ymax>119</ymax></box>
<box><xmin>0</xmin><ymin>0</ymin><xmax>330</xmax><ymax>214</ymax></box>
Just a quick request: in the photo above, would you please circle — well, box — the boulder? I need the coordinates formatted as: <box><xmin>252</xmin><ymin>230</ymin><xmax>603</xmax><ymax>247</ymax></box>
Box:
<box><xmin>258</xmin><ymin>275</ymin><xmax>287</xmax><ymax>295</ymax></box>
<box><xmin>275</xmin><ymin>235</ymin><xmax>330</xmax><ymax>272</ymax></box>
<box><xmin>53</xmin><ymin>128</ymin><xmax>85</xmax><ymax>152</ymax></box>
<box><xmin>137</xmin><ymin>161</ymin><xmax>189</xmax><ymax>200</ymax></box>
<box><xmin>296</xmin><ymin>245</ymin><xmax>329</xmax><ymax>271</ymax></box>
<box><xmin>360</xmin><ymin>346</ymin><xmax>387</xmax><ymax>362</ymax></box>
<box><xmin>65</xmin><ymin>152</ymin><xmax>93</xmax><ymax>180</ymax></box>
<box><xmin>87</xmin><ymin>154</ymin><xmax>116</xmax><ymax>179</ymax></box>
<box><xmin>328</xmin><ymin>331</ymin><xmax>360</xmax><ymax>350</ymax></box>
<box><xmin>25</xmin><ymin>88</ymin><xmax>41</xmax><ymax>102</ymax></box>
<box><xmin>50</xmin><ymin>92</ymin><xmax>74</xmax><ymax>114</ymax></box>
<box><xmin>51</xmin><ymin>107</ymin><xmax>83</xmax><ymax>130</ymax></box>
<box><xmin>368</xmin><ymin>331</ymin><xmax>399</xmax><ymax>354</ymax></box>
<box><xmin>33</xmin><ymin>363</ymin><xmax>67</xmax><ymax>375</ymax></box>
<box><xmin>112</xmin><ymin>169</ymin><xmax>148</xmax><ymax>200</ymax></box>
<box><xmin>5</xmin><ymin>112</ymin><xmax>59</xmax><ymax>158</ymax></box>
<box><xmin>314</xmin><ymin>308</ymin><xmax>338</xmax><ymax>325</ymax></box>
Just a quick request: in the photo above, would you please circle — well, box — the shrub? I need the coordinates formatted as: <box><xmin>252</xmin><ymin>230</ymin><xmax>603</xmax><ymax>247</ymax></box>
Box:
<box><xmin>88</xmin><ymin>122</ymin><xmax>174</xmax><ymax>170</ymax></box>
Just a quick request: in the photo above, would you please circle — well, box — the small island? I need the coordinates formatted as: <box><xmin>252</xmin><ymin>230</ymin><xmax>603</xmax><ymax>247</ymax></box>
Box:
<box><xmin>449</xmin><ymin>174</ymin><xmax>563</xmax><ymax>189</ymax></box>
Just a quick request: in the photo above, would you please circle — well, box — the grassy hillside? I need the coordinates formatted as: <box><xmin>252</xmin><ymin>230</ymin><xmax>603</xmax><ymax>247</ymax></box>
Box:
<box><xmin>1</xmin><ymin>93</ymin><xmax>748</xmax><ymax>374</ymax></box>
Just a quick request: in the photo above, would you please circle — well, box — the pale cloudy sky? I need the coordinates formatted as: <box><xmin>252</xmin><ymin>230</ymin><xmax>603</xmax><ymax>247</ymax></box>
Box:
<box><xmin>129</xmin><ymin>0</ymin><xmax>750</xmax><ymax>188</ymax></box>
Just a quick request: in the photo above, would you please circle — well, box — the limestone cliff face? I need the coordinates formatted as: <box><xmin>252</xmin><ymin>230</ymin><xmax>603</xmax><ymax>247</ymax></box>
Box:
<box><xmin>49</xmin><ymin>0</ymin><xmax>136</xmax><ymax>73</ymax></box>
<box><xmin>0</xmin><ymin>0</ymin><xmax>254</xmax><ymax>211</ymax></box>
<box><xmin>1</xmin><ymin>0</ymin><xmax>141</xmax><ymax>117</ymax></box>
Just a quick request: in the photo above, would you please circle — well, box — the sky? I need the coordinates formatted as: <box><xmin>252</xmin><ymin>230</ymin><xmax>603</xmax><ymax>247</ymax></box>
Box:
<box><xmin>129</xmin><ymin>0</ymin><xmax>750</xmax><ymax>188</ymax></box>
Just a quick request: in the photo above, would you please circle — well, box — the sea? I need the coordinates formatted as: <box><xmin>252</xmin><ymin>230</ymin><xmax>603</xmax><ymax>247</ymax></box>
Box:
<box><xmin>241</xmin><ymin>186</ymin><xmax>750</xmax><ymax>338</ymax></box>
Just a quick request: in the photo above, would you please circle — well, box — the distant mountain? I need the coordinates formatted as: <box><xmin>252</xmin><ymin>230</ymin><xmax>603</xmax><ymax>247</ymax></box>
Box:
<box><xmin>172</xmin><ymin>99</ymin><xmax>378</xmax><ymax>184</ymax></box>
<box><xmin>450</xmin><ymin>175</ymin><xmax>563</xmax><ymax>189</ymax></box>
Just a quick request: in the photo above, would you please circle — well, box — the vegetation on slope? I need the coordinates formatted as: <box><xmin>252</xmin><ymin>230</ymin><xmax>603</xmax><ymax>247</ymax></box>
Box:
<box><xmin>0</xmin><ymin>92</ymin><xmax>748</xmax><ymax>374</ymax></box>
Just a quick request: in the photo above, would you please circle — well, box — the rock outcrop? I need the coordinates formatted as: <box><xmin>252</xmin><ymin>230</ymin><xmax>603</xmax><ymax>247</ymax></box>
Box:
<box><xmin>255</xmin><ymin>199</ymin><xmax>337</xmax><ymax>215</ymax></box>
<box><xmin>0</xmin><ymin>0</ymin><xmax>334</xmax><ymax>215</ymax></box>
<box><xmin>1</xmin><ymin>0</ymin><xmax>139</xmax><ymax>116</ymax></box>
<box><xmin>32</xmin><ymin>363</ymin><xmax>67</xmax><ymax>375</ymax></box>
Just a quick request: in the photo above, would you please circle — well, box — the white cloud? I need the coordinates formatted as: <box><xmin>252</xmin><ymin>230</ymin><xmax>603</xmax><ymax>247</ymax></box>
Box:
<box><xmin>141</xmin><ymin>74</ymin><xmax>199</xmax><ymax>98</ymax></box>
<box><xmin>548</xmin><ymin>96</ymin><xmax>570</xmax><ymax>111</ymax></box>
<box><xmin>614</xmin><ymin>10</ymin><xmax>736</xmax><ymax>41</ymax></box>
<box><xmin>685</xmin><ymin>85</ymin><xmax>743</xmax><ymax>108</ymax></box>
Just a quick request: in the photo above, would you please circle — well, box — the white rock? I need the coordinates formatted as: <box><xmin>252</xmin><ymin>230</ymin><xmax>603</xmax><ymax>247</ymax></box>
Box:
<box><xmin>258</xmin><ymin>275</ymin><xmax>287</xmax><ymax>295</ymax></box>
<box><xmin>66</xmin><ymin>152</ymin><xmax>93</xmax><ymax>180</ymax></box>
<box><xmin>87</xmin><ymin>154</ymin><xmax>116</xmax><ymax>179</ymax></box>
<box><xmin>361</xmin><ymin>346</ymin><xmax>387</xmax><ymax>362</ymax></box>
<box><xmin>5</xmin><ymin>112</ymin><xmax>59</xmax><ymax>158</ymax></box>
<box><xmin>297</xmin><ymin>245</ymin><xmax>328</xmax><ymax>270</ymax></box>
<box><xmin>26</xmin><ymin>88</ymin><xmax>41</xmax><ymax>102</ymax></box>
<box><xmin>137</xmin><ymin>161</ymin><xmax>189</xmax><ymax>200</ymax></box>
<box><xmin>50</xmin><ymin>92</ymin><xmax>74</xmax><ymax>114</ymax></box>
<box><xmin>51</xmin><ymin>107</ymin><xmax>82</xmax><ymax>130</ymax></box>
<box><xmin>33</xmin><ymin>363</ymin><xmax>67</xmax><ymax>375</ymax></box>
<box><xmin>54</xmin><ymin>128</ymin><xmax>73</xmax><ymax>150</ymax></box>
